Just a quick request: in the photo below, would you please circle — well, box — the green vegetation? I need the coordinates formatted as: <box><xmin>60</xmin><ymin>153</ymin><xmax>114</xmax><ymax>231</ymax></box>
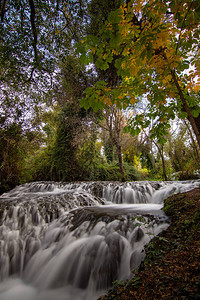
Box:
<box><xmin>99</xmin><ymin>188</ymin><xmax>200</xmax><ymax>299</ymax></box>
<box><xmin>0</xmin><ymin>0</ymin><xmax>200</xmax><ymax>193</ymax></box>
<box><xmin>0</xmin><ymin>3</ymin><xmax>200</xmax><ymax>298</ymax></box>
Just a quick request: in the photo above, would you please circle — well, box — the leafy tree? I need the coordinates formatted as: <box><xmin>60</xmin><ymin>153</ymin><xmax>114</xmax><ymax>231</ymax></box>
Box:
<box><xmin>0</xmin><ymin>0</ymin><xmax>90</xmax><ymax>133</ymax></box>
<box><xmin>0</xmin><ymin>121</ymin><xmax>41</xmax><ymax>193</ymax></box>
<box><xmin>81</xmin><ymin>0</ymin><xmax>128</xmax><ymax>180</ymax></box>
<box><xmin>75</xmin><ymin>131</ymin><xmax>103</xmax><ymax>179</ymax></box>
<box><xmin>166</xmin><ymin>121</ymin><xmax>200</xmax><ymax>177</ymax></box>
<box><xmin>100</xmin><ymin>106</ymin><xmax>126</xmax><ymax>180</ymax></box>
<box><xmin>0</xmin><ymin>88</ymin><xmax>45</xmax><ymax>192</ymax></box>
<box><xmin>50</xmin><ymin>104</ymin><xmax>80</xmax><ymax>181</ymax></box>
<box><xmin>0</xmin><ymin>123</ymin><xmax>24</xmax><ymax>193</ymax></box>
<box><xmin>0</xmin><ymin>0</ymin><xmax>88</xmax><ymax>84</ymax></box>
<box><xmin>102</xmin><ymin>135</ymin><xmax>115</xmax><ymax>163</ymax></box>
<box><xmin>43</xmin><ymin>52</ymin><xmax>101</xmax><ymax>181</ymax></box>
<box><xmin>135</xmin><ymin>125</ymin><xmax>168</xmax><ymax>180</ymax></box>
<box><xmin>79</xmin><ymin>0</ymin><xmax>200</xmax><ymax>148</ymax></box>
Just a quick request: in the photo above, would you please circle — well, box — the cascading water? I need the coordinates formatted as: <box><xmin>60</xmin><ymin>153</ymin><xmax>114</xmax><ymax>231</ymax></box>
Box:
<box><xmin>0</xmin><ymin>180</ymin><xmax>199</xmax><ymax>300</ymax></box>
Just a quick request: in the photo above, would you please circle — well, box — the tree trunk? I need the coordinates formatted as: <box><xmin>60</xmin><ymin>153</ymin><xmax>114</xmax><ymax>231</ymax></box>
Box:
<box><xmin>0</xmin><ymin>0</ymin><xmax>7</xmax><ymax>22</ymax></box>
<box><xmin>116</xmin><ymin>144</ymin><xmax>125</xmax><ymax>182</ymax></box>
<box><xmin>171</xmin><ymin>70</ymin><xmax>200</xmax><ymax>150</ymax></box>
<box><xmin>159</xmin><ymin>146</ymin><xmax>168</xmax><ymax>181</ymax></box>
<box><xmin>184</xmin><ymin>120</ymin><xmax>200</xmax><ymax>162</ymax></box>
<box><xmin>150</xmin><ymin>140</ymin><xmax>156</xmax><ymax>171</ymax></box>
<box><xmin>153</xmin><ymin>141</ymin><xmax>168</xmax><ymax>181</ymax></box>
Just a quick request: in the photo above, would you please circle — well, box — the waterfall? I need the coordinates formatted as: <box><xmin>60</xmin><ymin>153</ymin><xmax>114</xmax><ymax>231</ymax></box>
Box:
<box><xmin>0</xmin><ymin>180</ymin><xmax>199</xmax><ymax>300</ymax></box>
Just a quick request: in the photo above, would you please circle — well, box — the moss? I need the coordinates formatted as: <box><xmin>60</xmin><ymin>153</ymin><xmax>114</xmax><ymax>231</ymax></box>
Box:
<box><xmin>100</xmin><ymin>188</ymin><xmax>200</xmax><ymax>300</ymax></box>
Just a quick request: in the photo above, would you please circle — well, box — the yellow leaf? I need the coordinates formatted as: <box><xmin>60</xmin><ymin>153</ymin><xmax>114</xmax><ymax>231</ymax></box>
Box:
<box><xmin>129</xmin><ymin>62</ymin><xmax>138</xmax><ymax>76</ymax></box>
<box><xmin>194</xmin><ymin>84</ymin><xmax>200</xmax><ymax>93</ymax></box>
<box><xmin>121</xmin><ymin>61</ymin><xmax>127</xmax><ymax>69</ymax></box>
<box><xmin>91</xmin><ymin>47</ymin><xmax>96</xmax><ymax>54</ymax></box>
<box><xmin>129</xmin><ymin>97</ymin><xmax>135</xmax><ymax>105</ymax></box>
<box><xmin>112</xmin><ymin>49</ymin><xmax>119</xmax><ymax>55</ymax></box>
<box><xmin>118</xmin><ymin>93</ymin><xmax>124</xmax><ymax>100</ymax></box>
<box><xmin>122</xmin><ymin>47</ymin><xmax>130</xmax><ymax>56</ymax></box>
<box><xmin>168</xmin><ymin>90</ymin><xmax>175</xmax><ymax>98</ymax></box>
<box><xmin>103</xmin><ymin>96</ymin><xmax>112</xmax><ymax>105</ymax></box>
<box><xmin>119</xmin><ymin>21</ymin><xmax>131</xmax><ymax>37</ymax></box>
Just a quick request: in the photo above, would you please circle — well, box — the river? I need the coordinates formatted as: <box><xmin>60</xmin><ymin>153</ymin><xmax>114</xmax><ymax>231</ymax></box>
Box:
<box><xmin>0</xmin><ymin>180</ymin><xmax>199</xmax><ymax>300</ymax></box>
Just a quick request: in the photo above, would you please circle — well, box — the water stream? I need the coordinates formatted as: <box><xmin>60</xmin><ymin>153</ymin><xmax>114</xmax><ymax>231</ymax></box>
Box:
<box><xmin>0</xmin><ymin>180</ymin><xmax>199</xmax><ymax>300</ymax></box>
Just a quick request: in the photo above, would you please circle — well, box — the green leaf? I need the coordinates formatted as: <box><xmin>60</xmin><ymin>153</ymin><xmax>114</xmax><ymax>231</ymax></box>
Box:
<box><xmin>123</xmin><ymin>126</ymin><xmax>129</xmax><ymax>133</ymax></box>
<box><xmin>129</xmin><ymin>127</ymin><xmax>141</xmax><ymax>136</ymax></box>
<box><xmin>158</xmin><ymin>137</ymin><xmax>167</xmax><ymax>144</ymax></box>
<box><xmin>80</xmin><ymin>97</ymin><xmax>90</xmax><ymax>110</ymax></box>
<box><xmin>88</xmin><ymin>52</ymin><xmax>94</xmax><ymax>63</ymax></box>
<box><xmin>108</xmin><ymin>9</ymin><xmax>123</xmax><ymax>24</ymax></box>
<box><xmin>94</xmin><ymin>81</ymin><xmax>107</xmax><ymax>88</ymax></box>
<box><xmin>102</xmin><ymin>62</ymin><xmax>109</xmax><ymax>70</ymax></box>
<box><xmin>178</xmin><ymin>111</ymin><xmax>188</xmax><ymax>119</ymax></box>
<box><xmin>147</xmin><ymin>42</ymin><xmax>153</xmax><ymax>60</ymax></box>
<box><xmin>80</xmin><ymin>54</ymin><xmax>89</xmax><ymax>65</ymax></box>
<box><xmin>191</xmin><ymin>109</ymin><xmax>200</xmax><ymax>118</ymax></box>
<box><xmin>140</xmin><ymin>49</ymin><xmax>146</xmax><ymax>61</ymax></box>
<box><xmin>110</xmin><ymin>32</ymin><xmax>122</xmax><ymax>47</ymax></box>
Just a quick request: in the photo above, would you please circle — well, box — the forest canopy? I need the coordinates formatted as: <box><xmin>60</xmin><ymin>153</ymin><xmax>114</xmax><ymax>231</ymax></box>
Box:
<box><xmin>0</xmin><ymin>0</ymin><xmax>200</xmax><ymax>193</ymax></box>
<box><xmin>79</xmin><ymin>0</ymin><xmax>200</xmax><ymax>144</ymax></box>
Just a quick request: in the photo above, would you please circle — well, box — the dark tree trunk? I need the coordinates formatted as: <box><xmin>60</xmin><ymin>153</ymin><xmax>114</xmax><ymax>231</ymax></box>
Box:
<box><xmin>159</xmin><ymin>146</ymin><xmax>168</xmax><ymax>181</ymax></box>
<box><xmin>0</xmin><ymin>0</ymin><xmax>7</xmax><ymax>22</ymax></box>
<box><xmin>171</xmin><ymin>70</ymin><xmax>200</xmax><ymax>150</ymax></box>
<box><xmin>29</xmin><ymin>0</ymin><xmax>38</xmax><ymax>61</ymax></box>
<box><xmin>116</xmin><ymin>144</ymin><xmax>125</xmax><ymax>182</ymax></box>
<box><xmin>184</xmin><ymin>120</ymin><xmax>200</xmax><ymax>162</ymax></box>
<box><xmin>154</xmin><ymin>141</ymin><xmax>168</xmax><ymax>181</ymax></box>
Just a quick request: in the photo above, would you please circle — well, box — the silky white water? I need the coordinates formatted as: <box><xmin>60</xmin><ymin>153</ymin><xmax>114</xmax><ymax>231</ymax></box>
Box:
<box><xmin>0</xmin><ymin>180</ymin><xmax>199</xmax><ymax>300</ymax></box>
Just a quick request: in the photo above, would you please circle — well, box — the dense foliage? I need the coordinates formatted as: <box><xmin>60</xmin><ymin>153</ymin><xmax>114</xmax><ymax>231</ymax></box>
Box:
<box><xmin>0</xmin><ymin>0</ymin><xmax>200</xmax><ymax>193</ymax></box>
<box><xmin>79</xmin><ymin>0</ymin><xmax>200</xmax><ymax>146</ymax></box>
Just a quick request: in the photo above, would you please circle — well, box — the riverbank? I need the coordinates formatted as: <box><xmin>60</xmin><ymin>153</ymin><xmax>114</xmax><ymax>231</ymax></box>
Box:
<box><xmin>99</xmin><ymin>188</ymin><xmax>200</xmax><ymax>299</ymax></box>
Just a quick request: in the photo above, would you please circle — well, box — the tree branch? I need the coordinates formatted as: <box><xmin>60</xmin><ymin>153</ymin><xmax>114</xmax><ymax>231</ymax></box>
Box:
<box><xmin>0</xmin><ymin>0</ymin><xmax>7</xmax><ymax>22</ymax></box>
<box><xmin>175</xmin><ymin>1</ymin><xmax>194</xmax><ymax>54</ymax></box>
<box><xmin>171</xmin><ymin>69</ymin><xmax>200</xmax><ymax>149</ymax></box>
<box><xmin>29</xmin><ymin>0</ymin><xmax>38</xmax><ymax>61</ymax></box>
<box><xmin>25</xmin><ymin>67</ymin><xmax>35</xmax><ymax>82</ymax></box>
